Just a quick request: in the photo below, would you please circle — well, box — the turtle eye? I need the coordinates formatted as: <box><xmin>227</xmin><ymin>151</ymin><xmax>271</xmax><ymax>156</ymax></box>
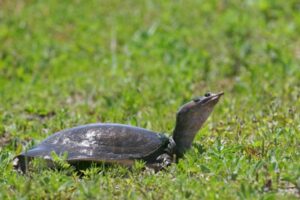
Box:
<box><xmin>204</xmin><ymin>92</ymin><xmax>211</xmax><ymax>97</ymax></box>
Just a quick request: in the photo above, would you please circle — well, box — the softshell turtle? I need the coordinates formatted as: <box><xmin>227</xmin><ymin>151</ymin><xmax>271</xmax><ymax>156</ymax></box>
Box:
<box><xmin>14</xmin><ymin>92</ymin><xmax>223</xmax><ymax>172</ymax></box>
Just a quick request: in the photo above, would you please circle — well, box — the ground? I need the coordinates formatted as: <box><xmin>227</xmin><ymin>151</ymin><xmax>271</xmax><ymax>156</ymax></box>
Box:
<box><xmin>0</xmin><ymin>0</ymin><xmax>300</xmax><ymax>199</ymax></box>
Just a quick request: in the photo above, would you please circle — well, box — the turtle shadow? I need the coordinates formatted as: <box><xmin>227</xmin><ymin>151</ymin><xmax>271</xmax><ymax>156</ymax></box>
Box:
<box><xmin>13</xmin><ymin>156</ymin><xmax>152</xmax><ymax>178</ymax></box>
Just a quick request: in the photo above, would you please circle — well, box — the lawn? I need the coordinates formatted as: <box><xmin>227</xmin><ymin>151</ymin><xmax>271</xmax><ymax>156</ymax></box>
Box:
<box><xmin>0</xmin><ymin>0</ymin><xmax>300</xmax><ymax>199</ymax></box>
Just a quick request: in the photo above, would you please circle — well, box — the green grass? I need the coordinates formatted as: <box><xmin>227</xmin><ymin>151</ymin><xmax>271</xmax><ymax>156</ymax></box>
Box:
<box><xmin>1</xmin><ymin>0</ymin><xmax>300</xmax><ymax>199</ymax></box>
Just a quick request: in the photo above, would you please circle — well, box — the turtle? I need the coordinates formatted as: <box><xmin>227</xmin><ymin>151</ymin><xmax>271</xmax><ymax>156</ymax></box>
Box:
<box><xmin>14</xmin><ymin>92</ymin><xmax>224</xmax><ymax>172</ymax></box>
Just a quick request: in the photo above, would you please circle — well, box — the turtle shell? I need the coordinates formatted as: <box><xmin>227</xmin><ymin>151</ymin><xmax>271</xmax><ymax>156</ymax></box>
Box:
<box><xmin>18</xmin><ymin>123</ymin><xmax>169</xmax><ymax>166</ymax></box>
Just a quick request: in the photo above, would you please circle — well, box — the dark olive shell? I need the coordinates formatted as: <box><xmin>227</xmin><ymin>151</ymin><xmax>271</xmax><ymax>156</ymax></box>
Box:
<box><xmin>18</xmin><ymin>123</ymin><xmax>169</xmax><ymax>165</ymax></box>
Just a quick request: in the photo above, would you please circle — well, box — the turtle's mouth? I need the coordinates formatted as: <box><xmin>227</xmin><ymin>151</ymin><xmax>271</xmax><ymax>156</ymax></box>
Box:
<box><xmin>202</xmin><ymin>92</ymin><xmax>224</xmax><ymax>105</ymax></box>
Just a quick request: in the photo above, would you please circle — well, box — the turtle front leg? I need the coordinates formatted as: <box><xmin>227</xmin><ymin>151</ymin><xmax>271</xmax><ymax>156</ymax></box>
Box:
<box><xmin>146</xmin><ymin>153</ymin><xmax>173</xmax><ymax>171</ymax></box>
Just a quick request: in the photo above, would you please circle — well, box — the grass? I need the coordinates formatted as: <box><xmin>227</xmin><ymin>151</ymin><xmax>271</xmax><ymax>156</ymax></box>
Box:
<box><xmin>0</xmin><ymin>0</ymin><xmax>300</xmax><ymax>199</ymax></box>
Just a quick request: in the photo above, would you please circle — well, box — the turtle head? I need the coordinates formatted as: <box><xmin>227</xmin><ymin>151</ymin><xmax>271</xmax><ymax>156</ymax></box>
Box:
<box><xmin>173</xmin><ymin>92</ymin><xmax>224</xmax><ymax>157</ymax></box>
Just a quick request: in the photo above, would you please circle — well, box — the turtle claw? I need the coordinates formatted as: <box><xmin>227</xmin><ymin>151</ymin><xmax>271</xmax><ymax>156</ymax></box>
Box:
<box><xmin>13</xmin><ymin>156</ymin><xmax>27</xmax><ymax>174</ymax></box>
<box><xmin>145</xmin><ymin>153</ymin><xmax>173</xmax><ymax>171</ymax></box>
<box><xmin>156</xmin><ymin>153</ymin><xmax>172</xmax><ymax>169</ymax></box>
<box><xmin>156</xmin><ymin>154</ymin><xmax>171</xmax><ymax>165</ymax></box>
